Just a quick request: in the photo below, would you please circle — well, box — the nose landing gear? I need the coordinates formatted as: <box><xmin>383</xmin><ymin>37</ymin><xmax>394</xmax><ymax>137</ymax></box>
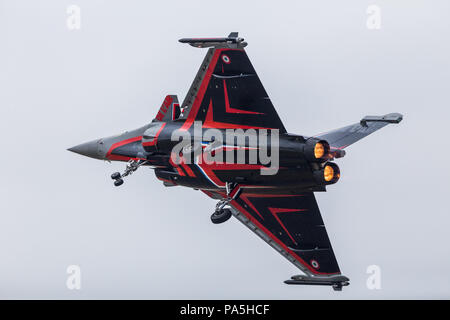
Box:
<box><xmin>111</xmin><ymin>159</ymin><xmax>148</xmax><ymax>187</ymax></box>
<box><xmin>113</xmin><ymin>178</ymin><xmax>124</xmax><ymax>187</ymax></box>
<box><xmin>210</xmin><ymin>183</ymin><xmax>241</xmax><ymax>224</ymax></box>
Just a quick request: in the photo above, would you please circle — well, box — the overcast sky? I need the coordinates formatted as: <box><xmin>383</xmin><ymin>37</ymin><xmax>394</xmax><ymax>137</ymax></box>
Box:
<box><xmin>1</xmin><ymin>0</ymin><xmax>449</xmax><ymax>299</ymax></box>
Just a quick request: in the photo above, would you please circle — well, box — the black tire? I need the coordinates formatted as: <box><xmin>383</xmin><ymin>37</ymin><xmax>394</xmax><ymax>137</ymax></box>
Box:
<box><xmin>114</xmin><ymin>178</ymin><xmax>124</xmax><ymax>187</ymax></box>
<box><xmin>211</xmin><ymin>208</ymin><xmax>232</xmax><ymax>224</ymax></box>
<box><xmin>111</xmin><ymin>172</ymin><xmax>121</xmax><ymax>180</ymax></box>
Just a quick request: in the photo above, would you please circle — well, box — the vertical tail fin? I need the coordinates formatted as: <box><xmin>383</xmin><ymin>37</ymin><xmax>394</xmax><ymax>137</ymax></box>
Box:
<box><xmin>154</xmin><ymin>95</ymin><xmax>180</xmax><ymax>122</ymax></box>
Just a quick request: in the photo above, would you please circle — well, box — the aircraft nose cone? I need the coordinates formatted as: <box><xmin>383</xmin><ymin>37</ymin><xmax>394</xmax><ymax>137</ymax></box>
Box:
<box><xmin>68</xmin><ymin>139</ymin><xmax>102</xmax><ymax>159</ymax></box>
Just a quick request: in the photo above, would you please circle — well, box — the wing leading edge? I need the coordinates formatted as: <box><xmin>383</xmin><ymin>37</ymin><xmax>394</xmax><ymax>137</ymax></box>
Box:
<box><xmin>178</xmin><ymin>33</ymin><xmax>287</xmax><ymax>132</ymax></box>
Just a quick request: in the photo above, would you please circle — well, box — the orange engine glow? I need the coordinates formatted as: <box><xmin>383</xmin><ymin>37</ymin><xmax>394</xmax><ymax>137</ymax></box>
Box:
<box><xmin>324</xmin><ymin>165</ymin><xmax>334</xmax><ymax>182</ymax></box>
<box><xmin>314</xmin><ymin>143</ymin><xmax>325</xmax><ymax>159</ymax></box>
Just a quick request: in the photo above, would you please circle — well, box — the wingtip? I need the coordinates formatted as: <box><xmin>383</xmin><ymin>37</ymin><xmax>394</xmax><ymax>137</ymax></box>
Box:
<box><xmin>385</xmin><ymin>112</ymin><xmax>403</xmax><ymax>123</ymax></box>
<box><xmin>360</xmin><ymin>113</ymin><xmax>403</xmax><ymax>126</ymax></box>
<box><xmin>285</xmin><ymin>275</ymin><xmax>350</xmax><ymax>291</ymax></box>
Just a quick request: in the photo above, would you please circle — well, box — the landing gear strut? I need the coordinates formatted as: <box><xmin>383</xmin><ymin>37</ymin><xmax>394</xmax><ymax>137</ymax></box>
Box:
<box><xmin>111</xmin><ymin>159</ymin><xmax>148</xmax><ymax>187</ymax></box>
<box><xmin>210</xmin><ymin>183</ymin><xmax>241</xmax><ymax>224</ymax></box>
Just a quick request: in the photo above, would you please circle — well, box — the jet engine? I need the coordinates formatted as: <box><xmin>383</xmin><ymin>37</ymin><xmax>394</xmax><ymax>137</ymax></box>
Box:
<box><xmin>313</xmin><ymin>162</ymin><xmax>340</xmax><ymax>185</ymax></box>
<box><xmin>303</xmin><ymin>138</ymin><xmax>330</xmax><ymax>162</ymax></box>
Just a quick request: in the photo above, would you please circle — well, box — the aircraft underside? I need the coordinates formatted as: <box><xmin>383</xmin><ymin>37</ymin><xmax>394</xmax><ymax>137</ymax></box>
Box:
<box><xmin>69</xmin><ymin>32</ymin><xmax>402</xmax><ymax>291</ymax></box>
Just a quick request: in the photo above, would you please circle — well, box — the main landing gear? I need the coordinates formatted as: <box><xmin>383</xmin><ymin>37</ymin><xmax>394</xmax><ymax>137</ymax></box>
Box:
<box><xmin>111</xmin><ymin>159</ymin><xmax>148</xmax><ymax>187</ymax></box>
<box><xmin>211</xmin><ymin>207</ymin><xmax>232</xmax><ymax>224</ymax></box>
<box><xmin>211</xmin><ymin>182</ymin><xmax>241</xmax><ymax>224</ymax></box>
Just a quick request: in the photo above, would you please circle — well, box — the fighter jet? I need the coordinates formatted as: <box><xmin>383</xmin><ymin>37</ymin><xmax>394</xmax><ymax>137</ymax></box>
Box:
<box><xmin>68</xmin><ymin>33</ymin><xmax>402</xmax><ymax>291</ymax></box>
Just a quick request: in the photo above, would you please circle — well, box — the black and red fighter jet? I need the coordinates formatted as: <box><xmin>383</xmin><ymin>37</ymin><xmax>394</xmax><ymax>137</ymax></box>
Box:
<box><xmin>69</xmin><ymin>33</ymin><xmax>402</xmax><ymax>290</ymax></box>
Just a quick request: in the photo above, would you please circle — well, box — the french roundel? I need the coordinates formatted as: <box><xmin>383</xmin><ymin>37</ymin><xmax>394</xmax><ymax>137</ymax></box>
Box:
<box><xmin>222</xmin><ymin>55</ymin><xmax>230</xmax><ymax>64</ymax></box>
<box><xmin>311</xmin><ymin>260</ymin><xmax>320</xmax><ymax>269</ymax></box>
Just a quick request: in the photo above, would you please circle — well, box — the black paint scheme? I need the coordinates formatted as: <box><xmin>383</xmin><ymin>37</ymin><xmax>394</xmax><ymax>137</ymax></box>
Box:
<box><xmin>70</xmin><ymin>33</ymin><xmax>402</xmax><ymax>288</ymax></box>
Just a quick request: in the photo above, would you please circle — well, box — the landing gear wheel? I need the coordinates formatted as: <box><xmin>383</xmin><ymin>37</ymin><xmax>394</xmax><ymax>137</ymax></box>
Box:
<box><xmin>211</xmin><ymin>208</ymin><xmax>232</xmax><ymax>224</ymax></box>
<box><xmin>111</xmin><ymin>172</ymin><xmax>121</xmax><ymax>180</ymax></box>
<box><xmin>109</xmin><ymin>160</ymin><xmax>149</xmax><ymax>187</ymax></box>
<box><xmin>114</xmin><ymin>178</ymin><xmax>124</xmax><ymax>187</ymax></box>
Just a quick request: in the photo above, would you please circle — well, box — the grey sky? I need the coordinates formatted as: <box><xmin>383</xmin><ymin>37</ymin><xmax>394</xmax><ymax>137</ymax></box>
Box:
<box><xmin>0</xmin><ymin>0</ymin><xmax>449</xmax><ymax>299</ymax></box>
